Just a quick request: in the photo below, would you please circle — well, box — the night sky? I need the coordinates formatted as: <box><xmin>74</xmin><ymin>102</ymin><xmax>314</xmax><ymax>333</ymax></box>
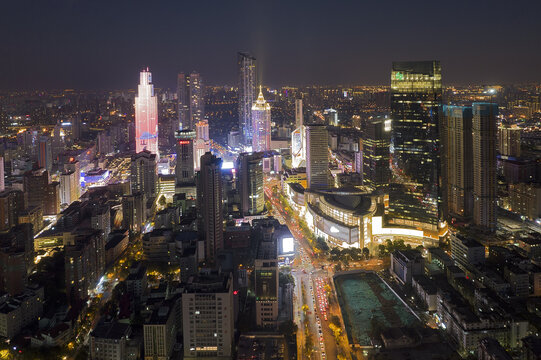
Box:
<box><xmin>1</xmin><ymin>0</ymin><xmax>540</xmax><ymax>90</ymax></box>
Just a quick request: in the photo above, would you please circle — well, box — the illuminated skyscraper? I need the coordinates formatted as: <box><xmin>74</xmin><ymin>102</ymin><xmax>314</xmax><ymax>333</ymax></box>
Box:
<box><xmin>177</xmin><ymin>72</ymin><xmax>204</xmax><ymax>130</ymax></box>
<box><xmin>135</xmin><ymin>68</ymin><xmax>158</xmax><ymax>155</ymax></box>
<box><xmin>130</xmin><ymin>150</ymin><xmax>157</xmax><ymax>201</ymax></box>
<box><xmin>38</xmin><ymin>135</ymin><xmax>52</xmax><ymax>172</ymax></box>
<box><xmin>306</xmin><ymin>125</ymin><xmax>329</xmax><ymax>189</ymax></box>
<box><xmin>362</xmin><ymin>117</ymin><xmax>391</xmax><ymax>189</ymax></box>
<box><xmin>197</xmin><ymin>152</ymin><xmax>223</xmax><ymax>262</ymax></box>
<box><xmin>295</xmin><ymin>98</ymin><xmax>303</xmax><ymax>129</ymax></box>
<box><xmin>441</xmin><ymin>105</ymin><xmax>474</xmax><ymax>220</ymax></box>
<box><xmin>389</xmin><ymin>61</ymin><xmax>442</xmax><ymax>231</ymax></box>
<box><xmin>251</xmin><ymin>87</ymin><xmax>271</xmax><ymax>152</ymax></box>
<box><xmin>473</xmin><ymin>103</ymin><xmax>498</xmax><ymax>231</ymax></box>
<box><xmin>0</xmin><ymin>157</ymin><xmax>4</xmax><ymax>192</ymax></box>
<box><xmin>499</xmin><ymin>126</ymin><xmax>521</xmax><ymax>158</ymax></box>
<box><xmin>238</xmin><ymin>52</ymin><xmax>256</xmax><ymax>146</ymax></box>
<box><xmin>238</xmin><ymin>152</ymin><xmax>264</xmax><ymax>216</ymax></box>
<box><xmin>175</xmin><ymin>129</ymin><xmax>196</xmax><ymax>185</ymax></box>
<box><xmin>196</xmin><ymin>120</ymin><xmax>209</xmax><ymax>141</ymax></box>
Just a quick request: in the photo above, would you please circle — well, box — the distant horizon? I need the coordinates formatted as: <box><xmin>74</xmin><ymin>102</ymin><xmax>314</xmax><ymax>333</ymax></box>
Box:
<box><xmin>1</xmin><ymin>1</ymin><xmax>540</xmax><ymax>90</ymax></box>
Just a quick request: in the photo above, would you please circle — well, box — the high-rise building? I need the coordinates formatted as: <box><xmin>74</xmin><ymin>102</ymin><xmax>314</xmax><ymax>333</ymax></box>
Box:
<box><xmin>182</xmin><ymin>272</ymin><xmax>234</xmax><ymax>359</ymax></box>
<box><xmin>60</xmin><ymin>170</ymin><xmax>79</xmax><ymax>206</ymax></box>
<box><xmin>473</xmin><ymin>103</ymin><xmax>498</xmax><ymax>231</ymax></box>
<box><xmin>175</xmin><ymin>129</ymin><xmax>196</xmax><ymax>185</ymax></box>
<box><xmin>197</xmin><ymin>152</ymin><xmax>223</xmax><ymax>262</ymax></box>
<box><xmin>306</xmin><ymin>125</ymin><xmax>329</xmax><ymax>189</ymax></box>
<box><xmin>196</xmin><ymin>120</ymin><xmax>210</xmax><ymax>141</ymax></box>
<box><xmin>251</xmin><ymin>87</ymin><xmax>271</xmax><ymax>152</ymax></box>
<box><xmin>254</xmin><ymin>236</ymin><xmax>278</xmax><ymax>328</ymax></box>
<box><xmin>0</xmin><ymin>157</ymin><xmax>4</xmax><ymax>192</ymax></box>
<box><xmin>441</xmin><ymin>105</ymin><xmax>474</xmax><ymax>219</ymax></box>
<box><xmin>135</xmin><ymin>68</ymin><xmax>158</xmax><ymax>155</ymax></box>
<box><xmin>389</xmin><ymin>61</ymin><xmax>442</xmax><ymax>230</ymax></box>
<box><xmin>499</xmin><ymin>126</ymin><xmax>521</xmax><ymax>158</ymax></box>
<box><xmin>38</xmin><ymin>135</ymin><xmax>52</xmax><ymax>172</ymax></box>
<box><xmin>24</xmin><ymin>168</ymin><xmax>49</xmax><ymax>211</ymax></box>
<box><xmin>238</xmin><ymin>52</ymin><xmax>257</xmax><ymax>146</ymax></box>
<box><xmin>144</xmin><ymin>300</ymin><xmax>178</xmax><ymax>360</ymax></box>
<box><xmin>177</xmin><ymin>72</ymin><xmax>205</xmax><ymax>131</ymax></box>
<box><xmin>238</xmin><ymin>153</ymin><xmax>264</xmax><ymax>216</ymax></box>
<box><xmin>324</xmin><ymin>108</ymin><xmax>338</xmax><ymax>126</ymax></box>
<box><xmin>64</xmin><ymin>159</ymin><xmax>81</xmax><ymax>201</ymax></box>
<box><xmin>362</xmin><ymin>117</ymin><xmax>391</xmax><ymax>189</ymax></box>
<box><xmin>291</xmin><ymin>127</ymin><xmax>305</xmax><ymax>169</ymax></box>
<box><xmin>295</xmin><ymin>98</ymin><xmax>303</xmax><ymax>129</ymax></box>
<box><xmin>130</xmin><ymin>150</ymin><xmax>157</xmax><ymax>200</ymax></box>
<box><xmin>122</xmin><ymin>192</ymin><xmax>145</xmax><ymax>233</ymax></box>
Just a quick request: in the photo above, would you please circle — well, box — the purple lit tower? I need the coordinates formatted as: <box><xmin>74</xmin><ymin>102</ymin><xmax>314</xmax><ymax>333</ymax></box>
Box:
<box><xmin>251</xmin><ymin>86</ymin><xmax>271</xmax><ymax>152</ymax></box>
<box><xmin>135</xmin><ymin>68</ymin><xmax>159</xmax><ymax>156</ymax></box>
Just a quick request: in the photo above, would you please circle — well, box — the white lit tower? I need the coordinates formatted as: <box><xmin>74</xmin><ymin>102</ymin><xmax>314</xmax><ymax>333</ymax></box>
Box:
<box><xmin>251</xmin><ymin>87</ymin><xmax>271</xmax><ymax>152</ymax></box>
<box><xmin>292</xmin><ymin>98</ymin><xmax>306</xmax><ymax>168</ymax></box>
<box><xmin>135</xmin><ymin>68</ymin><xmax>159</xmax><ymax>156</ymax></box>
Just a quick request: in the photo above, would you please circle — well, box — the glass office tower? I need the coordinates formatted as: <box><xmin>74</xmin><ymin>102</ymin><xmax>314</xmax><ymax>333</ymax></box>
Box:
<box><xmin>389</xmin><ymin>61</ymin><xmax>442</xmax><ymax>231</ymax></box>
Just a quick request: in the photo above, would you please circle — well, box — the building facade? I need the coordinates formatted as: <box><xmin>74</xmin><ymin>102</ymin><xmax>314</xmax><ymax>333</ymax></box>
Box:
<box><xmin>306</xmin><ymin>125</ymin><xmax>329</xmax><ymax>189</ymax></box>
<box><xmin>389</xmin><ymin>61</ymin><xmax>442</xmax><ymax>230</ymax></box>
<box><xmin>238</xmin><ymin>52</ymin><xmax>257</xmax><ymax>146</ymax></box>
<box><xmin>135</xmin><ymin>68</ymin><xmax>159</xmax><ymax>155</ymax></box>
<box><xmin>472</xmin><ymin>103</ymin><xmax>498</xmax><ymax>231</ymax></box>
<box><xmin>251</xmin><ymin>87</ymin><xmax>271</xmax><ymax>152</ymax></box>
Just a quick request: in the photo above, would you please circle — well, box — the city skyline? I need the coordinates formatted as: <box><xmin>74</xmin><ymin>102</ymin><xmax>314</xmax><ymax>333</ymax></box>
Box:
<box><xmin>1</xmin><ymin>1</ymin><xmax>541</xmax><ymax>89</ymax></box>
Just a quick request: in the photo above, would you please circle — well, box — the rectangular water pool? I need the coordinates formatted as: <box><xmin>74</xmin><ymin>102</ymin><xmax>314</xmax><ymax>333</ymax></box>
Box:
<box><xmin>334</xmin><ymin>271</ymin><xmax>418</xmax><ymax>346</ymax></box>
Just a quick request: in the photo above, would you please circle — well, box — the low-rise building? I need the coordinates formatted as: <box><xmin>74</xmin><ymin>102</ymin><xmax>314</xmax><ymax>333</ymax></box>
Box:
<box><xmin>0</xmin><ymin>286</ymin><xmax>44</xmax><ymax>339</ymax></box>
<box><xmin>390</xmin><ymin>250</ymin><xmax>424</xmax><ymax>284</ymax></box>
<box><xmin>90</xmin><ymin>321</ymin><xmax>131</xmax><ymax>360</ymax></box>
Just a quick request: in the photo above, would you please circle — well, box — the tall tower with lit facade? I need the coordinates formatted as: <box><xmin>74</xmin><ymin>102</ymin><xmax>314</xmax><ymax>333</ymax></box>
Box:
<box><xmin>306</xmin><ymin>124</ymin><xmax>329</xmax><ymax>189</ymax></box>
<box><xmin>473</xmin><ymin>103</ymin><xmax>498</xmax><ymax>232</ymax></box>
<box><xmin>177</xmin><ymin>72</ymin><xmax>204</xmax><ymax>131</ymax></box>
<box><xmin>441</xmin><ymin>105</ymin><xmax>474</xmax><ymax>220</ymax></box>
<box><xmin>135</xmin><ymin>68</ymin><xmax>159</xmax><ymax>155</ymax></box>
<box><xmin>252</xmin><ymin>87</ymin><xmax>271</xmax><ymax>152</ymax></box>
<box><xmin>238</xmin><ymin>52</ymin><xmax>256</xmax><ymax>147</ymax></box>
<box><xmin>362</xmin><ymin>117</ymin><xmax>391</xmax><ymax>189</ymax></box>
<box><xmin>175</xmin><ymin>129</ymin><xmax>196</xmax><ymax>185</ymax></box>
<box><xmin>197</xmin><ymin>152</ymin><xmax>223</xmax><ymax>262</ymax></box>
<box><xmin>389</xmin><ymin>61</ymin><xmax>442</xmax><ymax>232</ymax></box>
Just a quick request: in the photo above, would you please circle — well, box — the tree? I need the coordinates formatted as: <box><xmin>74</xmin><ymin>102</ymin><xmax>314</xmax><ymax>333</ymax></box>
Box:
<box><xmin>362</xmin><ymin>247</ymin><xmax>370</xmax><ymax>259</ymax></box>
<box><xmin>314</xmin><ymin>237</ymin><xmax>329</xmax><ymax>252</ymax></box>
<box><xmin>278</xmin><ymin>320</ymin><xmax>298</xmax><ymax>342</ymax></box>
<box><xmin>378</xmin><ymin>244</ymin><xmax>386</xmax><ymax>257</ymax></box>
<box><xmin>330</xmin><ymin>315</ymin><xmax>341</xmax><ymax>328</ymax></box>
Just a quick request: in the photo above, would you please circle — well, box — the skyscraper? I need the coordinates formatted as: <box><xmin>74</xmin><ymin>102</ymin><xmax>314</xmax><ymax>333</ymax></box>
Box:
<box><xmin>362</xmin><ymin>117</ymin><xmax>391</xmax><ymax>189</ymax></box>
<box><xmin>473</xmin><ymin>103</ymin><xmax>498</xmax><ymax>231</ymax></box>
<box><xmin>197</xmin><ymin>152</ymin><xmax>223</xmax><ymax>262</ymax></box>
<box><xmin>306</xmin><ymin>125</ymin><xmax>329</xmax><ymax>189</ymax></box>
<box><xmin>441</xmin><ymin>105</ymin><xmax>474</xmax><ymax>220</ymax></box>
<box><xmin>238</xmin><ymin>52</ymin><xmax>256</xmax><ymax>146</ymax></box>
<box><xmin>175</xmin><ymin>129</ymin><xmax>196</xmax><ymax>185</ymax></box>
<box><xmin>238</xmin><ymin>152</ymin><xmax>264</xmax><ymax>216</ymax></box>
<box><xmin>499</xmin><ymin>126</ymin><xmax>521</xmax><ymax>158</ymax></box>
<box><xmin>251</xmin><ymin>87</ymin><xmax>271</xmax><ymax>152</ymax></box>
<box><xmin>195</xmin><ymin>120</ymin><xmax>210</xmax><ymax>141</ymax></box>
<box><xmin>38</xmin><ymin>135</ymin><xmax>52</xmax><ymax>172</ymax></box>
<box><xmin>130</xmin><ymin>150</ymin><xmax>157</xmax><ymax>200</ymax></box>
<box><xmin>177</xmin><ymin>72</ymin><xmax>204</xmax><ymax>131</ymax></box>
<box><xmin>295</xmin><ymin>98</ymin><xmax>303</xmax><ymax>129</ymax></box>
<box><xmin>135</xmin><ymin>68</ymin><xmax>158</xmax><ymax>155</ymax></box>
<box><xmin>0</xmin><ymin>157</ymin><xmax>4</xmax><ymax>192</ymax></box>
<box><xmin>389</xmin><ymin>61</ymin><xmax>442</xmax><ymax>231</ymax></box>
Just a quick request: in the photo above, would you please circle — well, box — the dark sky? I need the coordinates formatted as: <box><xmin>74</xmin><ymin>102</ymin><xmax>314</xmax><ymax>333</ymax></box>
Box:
<box><xmin>1</xmin><ymin>0</ymin><xmax>540</xmax><ymax>90</ymax></box>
